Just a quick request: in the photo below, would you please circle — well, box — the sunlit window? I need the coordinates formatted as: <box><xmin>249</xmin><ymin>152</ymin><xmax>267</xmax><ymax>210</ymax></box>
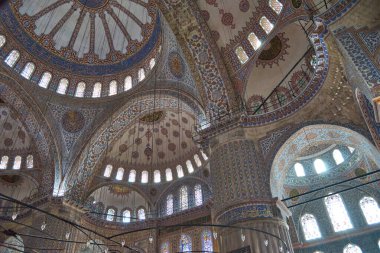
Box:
<box><xmin>202</xmin><ymin>230</ymin><xmax>213</xmax><ymax>252</ymax></box>
<box><xmin>57</xmin><ymin>78</ymin><xmax>69</xmax><ymax>95</ymax></box>
<box><xmin>138</xmin><ymin>68</ymin><xmax>145</xmax><ymax>81</ymax></box>
<box><xmin>343</xmin><ymin>243</ymin><xmax>362</xmax><ymax>253</ymax></box>
<box><xmin>324</xmin><ymin>194</ymin><xmax>353</xmax><ymax>232</ymax></box>
<box><xmin>116</xmin><ymin>167</ymin><xmax>124</xmax><ymax>181</ymax></box>
<box><xmin>176</xmin><ymin>165</ymin><xmax>184</xmax><ymax>178</ymax></box>
<box><xmin>269</xmin><ymin>0</ymin><xmax>283</xmax><ymax>14</ymax></box>
<box><xmin>150</xmin><ymin>58</ymin><xmax>156</xmax><ymax>69</ymax></box>
<box><xmin>26</xmin><ymin>155</ymin><xmax>33</xmax><ymax>169</ymax></box>
<box><xmin>194</xmin><ymin>184</ymin><xmax>203</xmax><ymax>206</ymax></box>
<box><xmin>75</xmin><ymin>82</ymin><xmax>86</xmax><ymax>97</ymax></box>
<box><xmin>180</xmin><ymin>185</ymin><xmax>188</xmax><ymax>210</ymax></box>
<box><xmin>378</xmin><ymin>239</ymin><xmax>380</xmax><ymax>249</ymax></box>
<box><xmin>314</xmin><ymin>159</ymin><xmax>326</xmax><ymax>174</ymax></box>
<box><xmin>359</xmin><ymin>196</ymin><xmax>380</xmax><ymax>225</ymax></box>
<box><xmin>180</xmin><ymin>234</ymin><xmax>192</xmax><ymax>252</ymax></box>
<box><xmin>0</xmin><ymin>35</ymin><xmax>5</xmax><ymax>48</ymax></box>
<box><xmin>348</xmin><ymin>146</ymin><xmax>355</xmax><ymax>153</ymax></box>
<box><xmin>104</xmin><ymin>165</ymin><xmax>113</xmax><ymax>177</ymax></box>
<box><xmin>301</xmin><ymin>214</ymin><xmax>322</xmax><ymax>240</ymax></box>
<box><xmin>38</xmin><ymin>72</ymin><xmax>52</xmax><ymax>88</ymax></box>
<box><xmin>194</xmin><ymin>154</ymin><xmax>202</xmax><ymax>167</ymax></box>
<box><xmin>129</xmin><ymin>169</ymin><xmax>136</xmax><ymax>182</ymax></box>
<box><xmin>186</xmin><ymin>160</ymin><xmax>194</xmax><ymax>173</ymax></box>
<box><xmin>124</xmin><ymin>76</ymin><xmax>132</xmax><ymax>91</ymax></box>
<box><xmin>106</xmin><ymin>208</ymin><xmax>115</xmax><ymax>221</ymax></box>
<box><xmin>166</xmin><ymin>168</ymin><xmax>173</xmax><ymax>182</ymax></box>
<box><xmin>166</xmin><ymin>194</ymin><xmax>174</xmax><ymax>215</ymax></box>
<box><xmin>200</xmin><ymin>150</ymin><xmax>208</xmax><ymax>160</ymax></box>
<box><xmin>5</xmin><ymin>50</ymin><xmax>20</xmax><ymax>67</ymax></box>
<box><xmin>235</xmin><ymin>46</ymin><xmax>249</xmax><ymax>64</ymax></box>
<box><xmin>122</xmin><ymin>209</ymin><xmax>131</xmax><ymax>223</ymax></box>
<box><xmin>21</xmin><ymin>62</ymin><xmax>35</xmax><ymax>79</ymax></box>
<box><xmin>141</xmin><ymin>170</ymin><xmax>148</xmax><ymax>183</ymax></box>
<box><xmin>109</xmin><ymin>80</ymin><xmax>117</xmax><ymax>96</ymax></box>
<box><xmin>92</xmin><ymin>82</ymin><xmax>102</xmax><ymax>98</ymax></box>
<box><xmin>137</xmin><ymin>208</ymin><xmax>146</xmax><ymax>220</ymax></box>
<box><xmin>13</xmin><ymin>156</ymin><xmax>21</xmax><ymax>170</ymax></box>
<box><xmin>0</xmin><ymin>156</ymin><xmax>9</xmax><ymax>169</ymax></box>
<box><xmin>248</xmin><ymin>32</ymin><xmax>262</xmax><ymax>50</ymax></box>
<box><xmin>154</xmin><ymin>170</ymin><xmax>161</xmax><ymax>183</ymax></box>
<box><xmin>259</xmin><ymin>16</ymin><xmax>274</xmax><ymax>34</ymax></box>
<box><xmin>333</xmin><ymin>149</ymin><xmax>344</xmax><ymax>165</ymax></box>
<box><xmin>161</xmin><ymin>242</ymin><xmax>170</xmax><ymax>253</ymax></box>
<box><xmin>294</xmin><ymin>162</ymin><xmax>305</xmax><ymax>177</ymax></box>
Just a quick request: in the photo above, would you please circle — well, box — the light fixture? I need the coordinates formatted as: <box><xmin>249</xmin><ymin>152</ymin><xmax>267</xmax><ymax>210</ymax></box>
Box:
<box><xmin>121</xmin><ymin>240</ymin><xmax>125</xmax><ymax>247</ymax></box>
<box><xmin>41</xmin><ymin>221</ymin><xmax>47</xmax><ymax>231</ymax></box>
<box><xmin>213</xmin><ymin>231</ymin><xmax>218</xmax><ymax>239</ymax></box>
<box><xmin>12</xmin><ymin>212</ymin><xmax>18</xmax><ymax>220</ymax></box>
<box><xmin>65</xmin><ymin>232</ymin><xmax>70</xmax><ymax>240</ymax></box>
<box><xmin>240</xmin><ymin>229</ymin><xmax>245</xmax><ymax>242</ymax></box>
<box><xmin>279</xmin><ymin>245</ymin><xmax>283</xmax><ymax>252</ymax></box>
<box><xmin>264</xmin><ymin>239</ymin><xmax>269</xmax><ymax>247</ymax></box>
<box><xmin>149</xmin><ymin>234</ymin><xmax>153</xmax><ymax>243</ymax></box>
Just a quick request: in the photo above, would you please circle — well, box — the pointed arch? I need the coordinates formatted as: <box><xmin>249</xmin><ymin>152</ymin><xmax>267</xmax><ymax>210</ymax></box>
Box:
<box><xmin>324</xmin><ymin>194</ymin><xmax>352</xmax><ymax>232</ymax></box>
<box><xmin>301</xmin><ymin>214</ymin><xmax>322</xmax><ymax>240</ymax></box>
<box><xmin>359</xmin><ymin>196</ymin><xmax>380</xmax><ymax>225</ymax></box>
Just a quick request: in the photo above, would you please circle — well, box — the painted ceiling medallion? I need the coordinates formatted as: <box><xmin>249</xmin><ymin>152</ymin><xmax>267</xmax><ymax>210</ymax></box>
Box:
<box><xmin>256</xmin><ymin>32</ymin><xmax>290</xmax><ymax>68</ymax></box>
<box><xmin>62</xmin><ymin>110</ymin><xmax>85</xmax><ymax>133</ymax></box>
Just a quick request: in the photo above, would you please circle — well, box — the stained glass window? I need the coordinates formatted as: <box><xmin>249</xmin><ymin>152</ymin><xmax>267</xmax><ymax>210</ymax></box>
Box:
<box><xmin>186</xmin><ymin>160</ymin><xmax>194</xmax><ymax>173</ymax></box>
<box><xmin>104</xmin><ymin>165</ymin><xmax>113</xmax><ymax>177</ymax></box>
<box><xmin>269</xmin><ymin>0</ymin><xmax>283</xmax><ymax>14</ymax></box>
<box><xmin>109</xmin><ymin>80</ymin><xmax>117</xmax><ymax>96</ymax></box>
<box><xmin>324</xmin><ymin>194</ymin><xmax>353</xmax><ymax>232</ymax></box>
<box><xmin>38</xmin><ymin>72</ymin><xmax>52</xmax><ymax>88</ymax></box>
<box><xmin>13</xmin><ymin>156</ymin><xmax>21</xmax><ymax>170</ymax></box>
<box><xmin>129</xmin><ymin>169</ymin><xmax>136</xmax><ymax>182</ymax></box>
<box><xmin>75</xmin><ymin>82</ymin><xmax>86</xmax><ymax>97</ymax></box>
<box><xmin>57</xmin><ymin>78</ymin><xmax>69</xmax><ymax>95</ymax></box>
<box><xmin>137</xmin><ymin>208</ymin><xmax>146</xmax><ymax>220</ymax></box>
<box><xmin>138</xmin><ymin>68</ymin><xmax>145</xmax><ymax>81</ymax></box>
<box><xmin>176</xmin><ymin>165</ymin><xmax>184</xmax><ymax>178</ymax></box>
<box><xmin>124</xmin><ymin>76</ymin><xmax>132</xmax><ymax>91</ymax></box>
<box><xmin>5</xmin><ymin>50</ymin><xmax>20</xmax><ymax>67</ymax></box>
<box><xmin>26</xmin><ymin>155</ymin><xmax>33</xmax><ymax>169</ymax></box>
<box><xmin>195</xmin><ymin>184</ymin><xmax>203</xmax><ymax>206</ymax></box>
<box><xmin>154</xmin><ymin>170</ymin><xmax>161</xmax><ymax>183</ymax></box>
<box><xmin>166</xmin><ymin>168</ymin><xmax>173</xmax><ymax>181</ymax></box>
<box><xmin>202</xmin><ymin>230</ymin><xmax>213</xmax><ymax>252</ymax></box>
<box><xmin>166</xmin><ymin>194</ymin><xmax>174</xmax><ymax>215</ymax></box>
<box><xmin>314</xmin><ymin>159</ymin><xmax>326</xmax><ymax>174</ymax></box>
<box><xmin>343</xmin><ymin>243</ymin><xmax>362</xmax><ymax>253</ymax></box>
<box><xmin>92</xmin><ymin>82</ymin><xmax>102</xmax><ymax>98</ymax></box>
<box><xmin>0</xmin><ymin>156</ymin><xmax>9</xmax><ymax>169</ymax></box>
<box><xmin>21</xmin><ymin>62</ymin><xmax>35</xmax><ymax>79</ymax></box>
<box><xmin>301</xmin><ymin>214</ymin><xmax>322</xmax><ymax>240</ymax></box>
<box><xmin>248</xmin><ymin>32</ymin><xmax>262</xmax><ymax>50</ymax></box>
<box><xmin>235</xmin><ymin>46</ymin><xmax>249</xmax><ymax>64</ymax></box>
<box><xmin>141</xmin><ymin>171</ymin><xmax>149</xmax><ymax>183</ymax></box>
<box><xmin>332</xmin><ymin>149</ymin><xmax>344</xmax><ymax>165</ymax></box>
<box><xmin>359</xmin><ymin>196</ymin><xmax>380</xmax><ymax>225</ymax></box>
<box><xmin>259</xmin><ymin>16</ymin><xmax>274</xmax><ymax>34</ymax></box>
<box><xmin>194</xmin><ymin>154</ymin><xmax>202</xmax><ymax>167</ymax></box>
<box><xmin>180</xmin><ymin>234</ymin><xmax>192</xmax><ymax>252</ymax></box>
<box><xmin>180</xmin><ymin>186</ymin><xmax>188</xmax><ymax>210</ymax></box>
<box><xmin>116</xmin><ymin>167</ymin><xmax>124</xmax><ymax>180</ymax></box>
<box><xmin>150</xmin><ymin>58</ymin><xmax>156</xmax><ymax>69</ymax></box>
<box><xmin>122</xmin><ymin>209</ymin><xmax>131</xmax><ymax>223</ymax></box>
<box><xmin>106</xmin><ymin>208</ymin><xmax>115</xmax><ymax>221</ymax></box>
<box><xmin>0</xmin><ymin>35</ymin><xmax>5</xmax><ymax>48</ymax></box>
<box><xmin>161</xmin><ymin>241</ymin><xmax>170</xmax><ymax>253</ymax></box>
<box><xmin>294</xmin><ymin>162</ymin><xmax>305</xmax><ymax>177</ymax></box>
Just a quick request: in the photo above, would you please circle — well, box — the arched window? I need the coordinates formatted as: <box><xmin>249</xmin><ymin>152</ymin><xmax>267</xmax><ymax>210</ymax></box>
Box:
<box><xmin>26</xmin><ymin>155</ymin><xmax>33</xmax><ymax>169</ymax></box>
<box><xmin>324</xmin><ymin>194</ymin><xmax>353</xmax><ymax>232</ymax></box>
<box><xmin>128</xmin><ymin>169</ymin><xmax>136</xmax><ymax>182</ymax></box>
<box><xmin>5</xmin><ymin>50</ymin><xmax>20</xmax><ymax>67</ymax></box>
<box><xmin>104</xmin><ymin>165</ymin><xmax>113</xmax><ymax>177</ymax></box>
<box><xmin>359</xmin><ymin>196</ymin><xmax>380</xmax><ymax>225</ymax></box>
<box><xmin>248</xmin><ymin>32</ymin><xmax>262</xmax><ymax>50</ymax></box>
<box><xmin>0</xmin><ymin>35</ymin><xmax>5</xmax><ymax>48</ymax></box>
<box><xmin>116</xmin><ymin>167</ymin><xmax>124</xmax><ymax>180</ymax></box>
<box><xmin>301</xmin><ymin>214</ymin><xmax>322</xmax><ymax>240</ymax></box>
<box><xmin>165</xmin><ymin>168</ymin><xmax>173</xmax><ymax>182</ymax></box>
<box><xmin>294</xmin><ymin>162</ymin><xmax>305</xmax><ymax>177</ymax></box>
<box><xmin>202</xmin><ymin>230</ymin><xmax>213</xmax><ymax>252</ymax></box>
<box><xmin>166</xmin><ymin>194</ymin><xmax>174</xmax><ymax>215</ymax></box>
<box><xmin>333</xmin><ymin>149</ymin><xmax>344</xmax><ymax>165</ymax></box>
<box><xmin>186</xmin><ymin>160</ymin><xmax>194</xmax><ymax>173</ymax></box>
<box><xmin>124</xmin><ymin>76</ymin><xmax>132</xmax><ymax>91</ymax></box>
<box><xmin>314</xmin><ymin>159</ymin><xmax>326</xmax><ymax>174</ymax></box>
<box><xmin>176</xmin><ymin>165</ymin><xmax>184</xmax><ymax>178</ymax></box>
<box><xmin>13</xmin><ymin>156</ymin><xmax>21</xmax><ymax>170</ymax></box>
<box><xmin>109</xmin><ymin>80</ymin><xmax>117</xmax><ymax>96</ymax></box>
<box><xmin>21</xmin><ymin>62</ymin><xmax>35</xmax><ymax>79</ymax></box>
<box><xmin>235</xmin><ymin>46</ymin><xmax>248</xmax><ymax>64</ymax></box>
<box><xmin>38</xmin><ymin>72</ymin><xmax>52</xmax><ymax>88</ymax></box>
<box><xmin>201</xmin><ymin>150</ymin><xmax>208</xmax><ymax>160</ymax></box>
<box><xmin>161</xmin><ymin>241</ymin><xmax>170</xmax><ymax>253</ymax></box>
<box><xmin>269</xmin><ymin>0</ymin><xmax>283</xmax><ymax>14</ymax></box>
<box><xmin>179</xmin><ymin>186</ymin><xmax>188</xmax><ymax>210</ymax></box>
<box><xmin>0</xmin><ymin>156</ymin><xmax>9</xmax><ymax>169</ymax></box>
<box><xmin>106</xmin><ymin>208</ymin><xmax>115</xmax><ymax>221</ymax></box>
<box><xmin>57</xmin><ymin>78</ymin><xmax>69</xmax><ymax>95</ymax></box>
<box><xmin>180</xmin><ymin>234</ymin><xmax>192</xmax><ymax>252</ymax></box>
<box><xmin>194</xmin><ymin>154</ymin><xmax>202</xmax><ymax>167</ymax></box>
<box><xmin>122</xmin><ymin>209</ymin><xmax>131</xmax><ymax>223</ymax></box>
<box><xmin>194</xmin><ymin>184</ymin><xmax>203</xmax><ymax>206</ymax></box>
<box><xmin>150</xmin><ymin>58</ymin><xmax>156</xmax><ymax>69</ymax></box>
<box><xmin>343</xmin><ymin>243</ymin><xmax>362</xmax><ymax>253</ymax></box>
<box><xmin>92</xmin><ymin>82</ymin><xmax>102</xmax><ymax>98</ymax></box>
<box><xmin>75</xmin><ymin>82</ymin><xmax>86</xmax><ymax>97</ymax></box>
<box><xmin>141</xmin><ymin>170</ymin><xmax>148</xmax><ymax>183</ymax></box>
<box><xmin>154</xmin><ymin>170</ymin><xmax>161</xmax><ymax>183</ymax></box>
<box><xmin>259</xmin><ymin>16</ymin><xmax>274</xmax><ymax>34</ymax></box>
<box><xmin>137</xmin><ymin>208</ymin><xmax>146</xmax><ymax>220</ymax></box>
<box><xmin>138</xmin><ymin>68</ymin><xmax>145</xmax><ymax>81</ymax></box>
